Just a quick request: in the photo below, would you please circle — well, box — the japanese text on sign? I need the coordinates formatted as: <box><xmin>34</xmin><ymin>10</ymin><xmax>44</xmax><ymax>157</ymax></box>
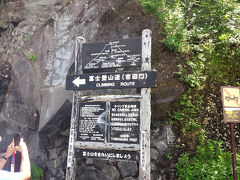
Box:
<box><xmin>88</xmin><ymin>73</ymin><xmax>147</xmax><ymax>82</ymax></box>
<box><xmin>77</xmin><ymin>102</ymin><xmax>140</xmax><ymax>144</ymax></box>
<box><xmin>110</xmin><ymin>102</ymin><xmax>140</xmax><ymax>144</ymax></box>
<box><xmin>76</xmin><ymin>149</ymin><xmax>139</xmax><ymax>161</ymax></box>
<box><xmin>66</xmin><ymin>71</ymin><xmax>156</xmax><ymax>90</ymax></box>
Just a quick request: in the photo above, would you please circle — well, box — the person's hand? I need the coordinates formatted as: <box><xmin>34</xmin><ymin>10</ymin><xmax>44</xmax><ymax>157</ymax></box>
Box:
<box><xmin>5</xmin><ymin>139</ymin><xmax>16</xmax><ymax>158</ymax></box>
<box><xmin>16</xmin><ymin>138</ymin><xmax>28</xmax><ymax>155</ymax></box>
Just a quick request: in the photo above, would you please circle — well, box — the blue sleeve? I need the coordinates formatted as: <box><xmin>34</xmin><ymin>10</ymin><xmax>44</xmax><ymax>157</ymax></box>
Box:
<box><xmin>0</xmin><ymin>170</ymin><xmax>19</xmax><ymax>180</ymax></box>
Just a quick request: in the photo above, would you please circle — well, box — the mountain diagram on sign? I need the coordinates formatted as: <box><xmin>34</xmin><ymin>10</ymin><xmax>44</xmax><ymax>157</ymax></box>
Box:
<box><xmin>84</xmin><ymin>41</ymin><xmax>141</xmax><ymax>69</ymax></box>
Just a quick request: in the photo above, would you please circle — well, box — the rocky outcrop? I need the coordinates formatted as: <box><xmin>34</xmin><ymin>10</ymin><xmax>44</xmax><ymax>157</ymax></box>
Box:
<box><xmin>0</xmin><ymin>0</ymin><xmax>68</xmax><ymax>165</ymax></box>
<box><xmin>0</xmin><ymin>0</ymin><xmax>183</xmax><ymax>179</ymax></box>
<box><xmin>0</xmin><ymin>61</ymin><xmax>11</xmax><ymax>113</ymax></box>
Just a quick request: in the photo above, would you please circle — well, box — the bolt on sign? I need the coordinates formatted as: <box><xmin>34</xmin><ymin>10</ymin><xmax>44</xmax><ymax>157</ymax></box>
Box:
<box><xmin>221</xmin><ymin>86</ymin><xmax>240</xmax><ymax>123</ymax></box>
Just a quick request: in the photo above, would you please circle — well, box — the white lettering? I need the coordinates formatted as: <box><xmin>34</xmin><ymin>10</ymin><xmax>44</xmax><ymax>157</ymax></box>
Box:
<box><xmin>96</xmin><ymin>82</ymin><xmax>115</xmax><ymax>87</ymax></box>
<box><xmin>120</xmin><ymin>82</ymin><xmax>135</xmax><ymax>87</ymax></box>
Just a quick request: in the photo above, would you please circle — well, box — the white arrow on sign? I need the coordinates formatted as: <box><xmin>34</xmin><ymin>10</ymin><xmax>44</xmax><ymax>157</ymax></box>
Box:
<box><xmin>72</xmin><ymin>77</ymin><xmax>86</xmax><ymax>87</ymax></box>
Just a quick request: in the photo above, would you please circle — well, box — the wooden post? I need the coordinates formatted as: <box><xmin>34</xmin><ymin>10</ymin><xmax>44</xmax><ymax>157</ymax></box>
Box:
<box><xmin>230</xmin><ymin>123</ymin><xmax>238</xmax><ymax>180</ymax></box>
<box><xmin>139</xmin><ymin>29</ymin><xmax>152</xmax><ymax>180</ymax></box>
<box><xmin>65</xmin><ymin>37</ymin><xmax>86</xmax><ymax>180</ymax></box>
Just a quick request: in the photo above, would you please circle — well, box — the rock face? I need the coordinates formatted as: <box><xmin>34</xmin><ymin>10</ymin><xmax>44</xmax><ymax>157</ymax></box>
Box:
<box><xmin>0</xmin><ymin>0</ymin><xmax>183</xmax><ymax>179</ymax></box>
<box><xmin>118</xmin><ymin>161</ymin><xmax>138</xmax><ymax>177</ymax></box>
<box><xmin>0</xmin><ymin>61</ymin><xmax>11</xmax><ymax>113</ymax></box>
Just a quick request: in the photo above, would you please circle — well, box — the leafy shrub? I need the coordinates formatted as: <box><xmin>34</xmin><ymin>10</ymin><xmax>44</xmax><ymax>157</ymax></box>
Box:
<box><xmin>175</xmin><ymin>60</ymin><xmax>205</xmax><ymax>88</ymax></box>
<box><xmin>141</xmin><ymin>1</ymin><xmax>240</xmax><ymax>178</ymax></box>
<box><xmin>141</xmin><ymin>0</ymin><xmax>240</xmax><ymax>87</ymax></box>
<box><xmin>177</xmin><ymin>138</ymin><xmax>240</xmax><ymax>180</ymax></box>
<box><xmin>28</xmin><ymin>52</ymin><xmax>37</xmax><ymax>62</ymax></box>
<box><xmin>31</xmin><ymin>165</ymin><xmax>43</xmax><ymax>180</ymax></box>
<box><xmin>169</xmin><ymin>89</ymin><xmax>202</xmax><ymax>133</ymax></box>
<box><xmin>141</xmin><ymin>0</ymin><xmax>186</xmax><ymax>52</ymax></box>
<box><xmin>164</xmin><ymin>34</ymin><xmax>182</xmax><ymax>52</ymax></box>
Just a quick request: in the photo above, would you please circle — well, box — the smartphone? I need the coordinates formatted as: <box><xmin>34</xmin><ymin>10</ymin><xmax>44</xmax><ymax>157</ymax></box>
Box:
<box><xmin>14</xmin><ymin>133</ymin><xmax>21</xmax><ymax>146</ymax></box>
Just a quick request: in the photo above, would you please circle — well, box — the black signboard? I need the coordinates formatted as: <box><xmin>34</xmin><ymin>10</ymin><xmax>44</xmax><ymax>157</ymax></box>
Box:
<box><xmin>82</xmin><ymin>38</ymin><xmax>142</xmax><ymax>70</ymax></box>
<box><xmin>77</xmin><ymin>102</ymin><xmax>106</xmax><ymax>142</ymax></box>
<box><xmin>66</xmin><ymin>71</ymin><xmax>156</xmax><ymax>90</ymax></box>
<box><xmin>110</xmin><ymin>102</ymin><xmax>140</xmax><ymax>144</ymax></box>
<box><xmin>75</xmin><ymin>149</ymin><xmax>139</xmax><ymax>161</ymax></box>
<box><xmin>77</xmin><ymin>102</ymin><xmax>140</xmax><ymax>144</ymax></box>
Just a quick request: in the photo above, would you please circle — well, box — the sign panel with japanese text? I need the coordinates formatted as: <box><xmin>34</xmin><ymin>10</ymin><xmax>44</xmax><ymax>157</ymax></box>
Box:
<box><xmin>76</xmin><ymin>149</ymin><xmax>139</xmax><ymax>161</ymax></box>
<box><xmin>66</xmin><ymin>71</ymin><xmax>156</xmax><ymax>90</ymax></box>
<box><xmin>77</xmin><ymin>102</ymin><xmax>140</xmax><ymax>144</ymax></box>
<box><xmin>110</xmin><ymin>102</ymin><xmax>140</xmax><ymax>144</ymax></box>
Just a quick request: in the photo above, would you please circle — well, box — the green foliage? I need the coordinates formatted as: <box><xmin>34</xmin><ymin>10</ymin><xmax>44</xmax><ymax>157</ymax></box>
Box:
<box><xmin>177</xmin><ymin>137</ymin><xmax>240</xmax><ymax>180</ymax></box>
<box><xmin>25</xmin><ymin>35</ymin><xmax>30</xmax><ymax>41</ymax></box>
<box><xmin>28</xmin><ymin>52</ymin><xmax>37</xmax><ymax>62</ymax></box>
<box><xmin>141</xmin><ymin>0</ymin><xmax>240</xmax><ymax>87</ymax></box>
<box><xmin>175</xmin><ymin>60</ymin><xmax>205</xmax><ymax>88</ymax></box>
<box><xmin>141</xmin><ymin>0</ymin><xmax>186</xmax><ymax>52</ymax></box>
<box><xmin>141</xmin><ymin>1</ymin><xmax>240</xmax><ymax>178</ymax></box>
<box><xmin>31</xmin><ymin>165</ymin><xmax>43</xmax><ymax>180</ymax></box>
<box><xmin>169</xmin><ymin>90</ymin><xmax>202</xmax><ymax>133</ymax></box>
<box><xmin>164</xmin><ymin>34</ymin><xmax>183</xmax><ymax>52</ymax></box>
<box><xmin>166</xmin><ymin>154</ymin><xmax>173</xmax><ymax>160</ymax></box>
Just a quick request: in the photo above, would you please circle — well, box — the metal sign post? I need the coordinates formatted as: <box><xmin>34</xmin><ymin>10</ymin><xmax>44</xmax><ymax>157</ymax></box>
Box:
<box><xmin>66</xmin><ymin>29</ymin><xmax>155</xmax><ymax>180</ymax></box>
<box><xmin>230</xmin><ymin>123</ymin><xmax>238</xmax><ymax>180</ymax></box>
<box><xmin>221</xmin><ymin>86</ymin><xmax>240</xmax><ymax>180</ymax></box>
